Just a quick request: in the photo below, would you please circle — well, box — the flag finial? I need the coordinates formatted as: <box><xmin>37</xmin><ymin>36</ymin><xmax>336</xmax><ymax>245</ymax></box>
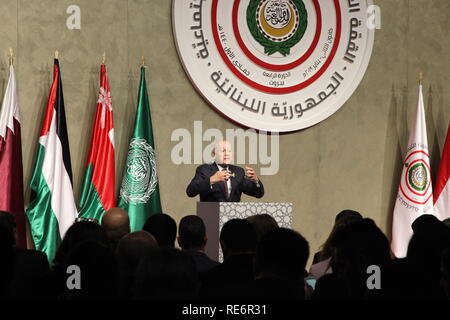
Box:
<box><xmin>102</xmin><ymin>52</ymin><xmax>106</xmax><ymax>65</ymax></box>
<box><xmin>55</xmin><ymin>50</ymin><xmax>59</xmax><ymax>60</ymax></box>
<box><xmin>419</xmin><ymin>72</ymin><xmax>424</xmax><ymax>85</ymax></box>
<box><xmin>8</xmin><ymin>48</ymin><xmax>13</xmax><ymax>66</ymax></box>
<box><xmin>141</xmin><ymin>55</ymin><xmax>145</xmax><ymax>67</ymax></box>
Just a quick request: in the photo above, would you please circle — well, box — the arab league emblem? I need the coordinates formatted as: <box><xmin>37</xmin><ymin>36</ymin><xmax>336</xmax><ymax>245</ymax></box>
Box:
<box><xmin>120</xmin><ymin>138</ymin><xmax>158</xmax><ymax>204</ymax></box>
<box><xmin>247</xmin><ymin>0</ymin><xmax>307</xmax><ymax>56</ymax></box>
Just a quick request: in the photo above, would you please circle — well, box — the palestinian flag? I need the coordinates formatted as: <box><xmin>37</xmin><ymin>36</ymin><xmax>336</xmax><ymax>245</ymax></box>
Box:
<box><xmin>78</xmin><ymin>64</ymin><xmax>116</xmax><ymax>222</ymax></box>
<box><xmin>26</xmin><ymin>59</ymin><xmax>77</xmax><ymax>263</ymax></box>
<box><xmin>0</xmin><ymin>65</ymin><xmax>26</xmax><ymax>248</ymax></box>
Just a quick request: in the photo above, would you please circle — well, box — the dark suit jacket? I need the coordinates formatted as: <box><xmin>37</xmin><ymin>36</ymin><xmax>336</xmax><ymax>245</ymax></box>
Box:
<box><xmin>184</xmin><ymin>249</ymin><xmax>219</xmax><ymax>273</ymax></box>
<box><xmin>186</xmin><ymin>163</ymin><xmax>264</xmax><ymax>202</ymax></box>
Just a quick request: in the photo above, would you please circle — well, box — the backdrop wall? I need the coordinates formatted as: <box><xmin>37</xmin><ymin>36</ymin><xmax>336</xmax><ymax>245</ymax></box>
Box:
<box><xmin>1</xmin><ymin>0</ymin><xmax>449</xmax><ymax>262</ymax></box>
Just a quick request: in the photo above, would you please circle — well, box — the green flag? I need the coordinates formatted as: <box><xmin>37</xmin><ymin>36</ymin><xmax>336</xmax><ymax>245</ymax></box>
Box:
<box><xmin>118</xmin><ymin>66</ymin><xmax>162</xmax><ymax>231</ymax></box>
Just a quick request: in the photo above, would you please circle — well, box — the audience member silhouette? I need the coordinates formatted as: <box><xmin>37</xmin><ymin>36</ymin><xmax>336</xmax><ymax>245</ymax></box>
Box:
<box><xmin>246</xmin><ymin>213</ymin><xmax>279</xmax><ymax>244</ymax></box>
<box><xmin>101</xmin><ymin>207</ymin><xmax>130</xmax><ymax>252</ymax></box>
<box><xmin>143</xmin><ymin>213</ymin><xmax>177</xmax><ymax>247</ymax></box>
<box><xmin>177</xmin><ymin>215</ymin><xmax>219</xmax><ymax>273</ymax></box>
<box><xmin>0</xmin><ymin>211</ymin><xmax>49</xmax><ymax>299</ymax></box>
<box><xmin>312</xmin><ymin>218</ymin><xmax>390</xmax><ymax>300</ymax></box>
<box><xmin>61</xmin><ymin>240</ymin><xmax>118</xmax><ymax>300</ymax></box>
<box><xmin>133</xmin><ymin>247</ymin><xmax>198</xmax><ymax>300</ymax></box>
<box><xmin>49</xmin><ymin>220</ymin><xmax>109</xmax><ymax>298</ymax></box>
<box><xmin>405</xmin><ymin>214</ymin><xmax>450</xmax><ymax>299</ymax></box>
<box><xmin>251</xmin><ymin>227</ymin><xmax>309</xmax><ymax>300</ymax></box>
<box><xmin>309</xmin><ymin>210</ymin><xmax>363</xmax><ymax>280</ymax></box>
<box><xmin>313</xmin><ymin>209</ymin><xmax>363</xmax><ymax>264</ymax></box>
<box><xmin>116</xmin><ymin>231</ymin><xmax>158</xmax><ymax>298</ymax></box>
<box><xmin>199</xmin><ymin>218</ymin><xmax>257</xmax><ymax>299</ymax></box>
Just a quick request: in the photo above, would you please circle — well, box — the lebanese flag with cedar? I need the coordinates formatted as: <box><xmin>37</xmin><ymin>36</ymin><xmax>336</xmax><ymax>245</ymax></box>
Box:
<box><xmin>78</xmin><ymin>64</ymin><xmax>116</xmax><ymax>221</ymax></box>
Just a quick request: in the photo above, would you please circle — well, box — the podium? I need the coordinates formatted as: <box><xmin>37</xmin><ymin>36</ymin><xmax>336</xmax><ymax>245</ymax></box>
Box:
<box><xmin>197</xmin><ymin>202</ymin><xmax>293</xmax><ymax>262</ymax></box>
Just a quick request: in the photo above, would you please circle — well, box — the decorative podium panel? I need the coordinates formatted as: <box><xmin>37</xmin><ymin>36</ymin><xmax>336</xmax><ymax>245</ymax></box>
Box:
<box><xmin>197</xmin><ymin>202</ymin><xmax>293</xmax><ymax>262</ymax></box>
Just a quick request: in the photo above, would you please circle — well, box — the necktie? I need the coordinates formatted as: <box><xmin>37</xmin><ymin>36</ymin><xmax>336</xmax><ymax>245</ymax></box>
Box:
<box><xmin>222</xmin><ymin>168</ymin><xmax>229</xmax><ymax>200</ymax></box>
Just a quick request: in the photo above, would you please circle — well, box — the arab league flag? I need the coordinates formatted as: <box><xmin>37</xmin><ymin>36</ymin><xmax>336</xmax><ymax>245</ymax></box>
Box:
<box><xmin>118</xmin><ymin>66</ymin><xmax>162</xmax><ymax>231</ymax></box>
<box><xmin>391</xmin><ymin>84</ymin><xmax>433</xmax><ymax>258</ymax></box>
<box><xmin>26</xmin><ymin>59</ymin><xmax>77</xmax><ymax>262</ymax></box>
<box><xmin>78</xmin><ymin>64</ymin><xmax>116</xmax><ymax>222</ymax></box>
<box><xmin>433</xmin><ymin>123</ymin><xmax>450</xmax><ymax>221</ymax></box>
<box><xmin>0</xmin><ymin>65</ymin><xmax>27</xmax><ymax>248</ymax></box>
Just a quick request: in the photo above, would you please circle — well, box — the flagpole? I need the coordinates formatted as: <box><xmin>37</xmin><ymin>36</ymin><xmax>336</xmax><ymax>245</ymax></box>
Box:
<box><xmin>55</xmin><ymin>50</ymin><xmax>59</xmax><ymax>60</ymax></box>
<box><xmin>102</xmin><ymin>52</ymin><xmax>106</xmax><ymax>65</ymax></box>
<box><xmin>141</xmin><ymin>55</ymin><xmax>145</xmax><ymax>67</ymax></box>
<box><xmin>8</xmin><ymin>48</ymin><xmax>13</xmax><ymax>66</ymax></box>
<box><xmin>419</xmin><ymin>72</ymin><xmax>423</xmax><ymax>86</ymax></box>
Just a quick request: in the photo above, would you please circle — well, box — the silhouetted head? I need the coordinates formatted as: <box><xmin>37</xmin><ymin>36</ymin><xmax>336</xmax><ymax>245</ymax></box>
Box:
<box><xmin>246</xmin><ymin>214</ymin><xmax>279</xmax><ymax>243</ymax></box>
<box><xmin>335</xmin><ymin>209</ymin><xmax>363</xmax><ymax>224</ymax></box>
<box><xmin>134</xmin><ymin>247</ymin><xmax>198</xmax><ymax>299</ymax></box>
<box><xmin>54</xmin><ymin>221</ymin><xmax>108</xmax><ymax>269</ymax></box>
<box><xmin>318</xmin><ymin>210</ymin><xmax>364</xmax><ymax>262</ymax></box>
<box><xmin>220</xmin><ymin>218</ymin><xmax>256</xmax><ymax>259</ymax></box>
<box><xmin>407</xmin><ymin>214</ymin><xmax>450</xmax><ymax>272</ymax></box>
<box><xmin>177</xmin><ymin>215</ymin><xmax>207</xmax><ymax>251</ymax></box>
<box><xmin>255</xmin><ymin>228</ymin><xmax>309</xmax><ymax>283</ymax></box>
<box><xmin>143</xmin><ymin>213</ymin><xmax>177</xmax><ymax>247</ymax></box>
<box><xmin>101</xmin><ymin>208</ymin><xmax>130</xmax><ymax>250</ymax></box>
<box><xmin>117</xmin><ymin>231</ymin><xmax>158</xmax><ymax>275</ymax></box>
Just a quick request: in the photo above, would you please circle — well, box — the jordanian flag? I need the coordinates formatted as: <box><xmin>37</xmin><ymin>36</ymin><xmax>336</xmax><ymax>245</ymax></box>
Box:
<box><xmin>26</xmin><ymin>59</ymin><xmax>77</xmax><ymax>263</ymax></box>
<box><xmin>119</xmin><ymin>66</ymin><xmax>162</xmax><ymax>231</ymax></box>
<box><xmin>78</xmin><ymin>64</ymin><xmax>116</xmax><ymax>222</ymax></box>
<box><xmin>0</xmin><ymin>65</ymin><xmax>27</xmax><ymax>248</ymax></box>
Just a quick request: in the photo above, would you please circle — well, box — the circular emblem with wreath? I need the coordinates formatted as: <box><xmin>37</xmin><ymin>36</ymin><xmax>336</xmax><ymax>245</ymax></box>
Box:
<box><xmin>408</xmin><ymin>163</ymin><xmax>428</xmax><ymax>192</ymax></box>
<box><xmin>120</xmin><ymin>138</ymin><xmax>158</xmax><ymax>204</ymax></box>
<box><xmin>247</xmin><ymin>0</ymin><xmax>308</xmax><ymax>56</ymax></box>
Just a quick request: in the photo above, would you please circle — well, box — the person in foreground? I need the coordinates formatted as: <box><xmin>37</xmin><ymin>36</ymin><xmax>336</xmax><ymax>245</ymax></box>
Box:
<box><xmin>186</xmin><ymin>140</ymin><xmax>264</xmax><ymax>202</ymax></box>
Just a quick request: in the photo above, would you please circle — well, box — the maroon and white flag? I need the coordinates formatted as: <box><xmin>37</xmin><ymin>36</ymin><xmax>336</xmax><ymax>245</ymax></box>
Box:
<box><xmin>0</xmin><ymin>65</ymin><xmax>26</xmax><ymax>248</ymax></box>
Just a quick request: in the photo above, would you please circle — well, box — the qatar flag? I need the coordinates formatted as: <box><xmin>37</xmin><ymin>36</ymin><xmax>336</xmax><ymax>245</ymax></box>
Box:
<box><xmin>0</xmin><ymin>65</ymin><xmax>26</xmax><ymax>248</ymax></box>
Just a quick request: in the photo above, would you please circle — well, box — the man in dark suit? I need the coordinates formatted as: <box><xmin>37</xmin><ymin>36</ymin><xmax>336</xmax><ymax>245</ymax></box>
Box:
<box><xmin>177</xmin><ymin>215</ymin><xmax>219</xmax><ymax>273</ymax></box>
<box><xmin>186</xmin><ymin>141</ymin><xmax>264</xmax><ymax>202</ymax></box>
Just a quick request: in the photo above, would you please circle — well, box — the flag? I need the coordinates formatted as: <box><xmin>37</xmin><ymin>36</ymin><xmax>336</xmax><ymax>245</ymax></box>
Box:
<box><xmin>391</xmin><ymin>84</ymin><xmax>433</xmax><ymax>258</ymax></box>
<box><xmin>433</xmin><ymin>123</ymin><xmax>450</xmax><ymax>221</ymax></box>
<box><xmin>26</xmin><ymin>59</ymin><xmax>77</xmax><ymax>263</ymax></box>
<box><xmin>118</xmin><ymin>66</ymin><xmax>162</xmax><ymax>231</ymax></box>
<box><xmin>0</xmin><ymin>65</ymin><xmax>26</xmax><ymax>248</ymax></box>
<box><xmin>78</xmin><ymin>64</ymin><xmax>116</xmax><ymax>222</ymax></box>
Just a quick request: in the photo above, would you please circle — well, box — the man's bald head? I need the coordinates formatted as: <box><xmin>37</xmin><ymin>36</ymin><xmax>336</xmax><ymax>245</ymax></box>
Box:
<box><xmin>101</xmin><ymin>208</ymin><xmax>130</xmax><ymax>250</ymax></box>
<box><xmin>213</xmin><ymin>140</ymin><xmax>232</xmax><ymax>166</ymax></box>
